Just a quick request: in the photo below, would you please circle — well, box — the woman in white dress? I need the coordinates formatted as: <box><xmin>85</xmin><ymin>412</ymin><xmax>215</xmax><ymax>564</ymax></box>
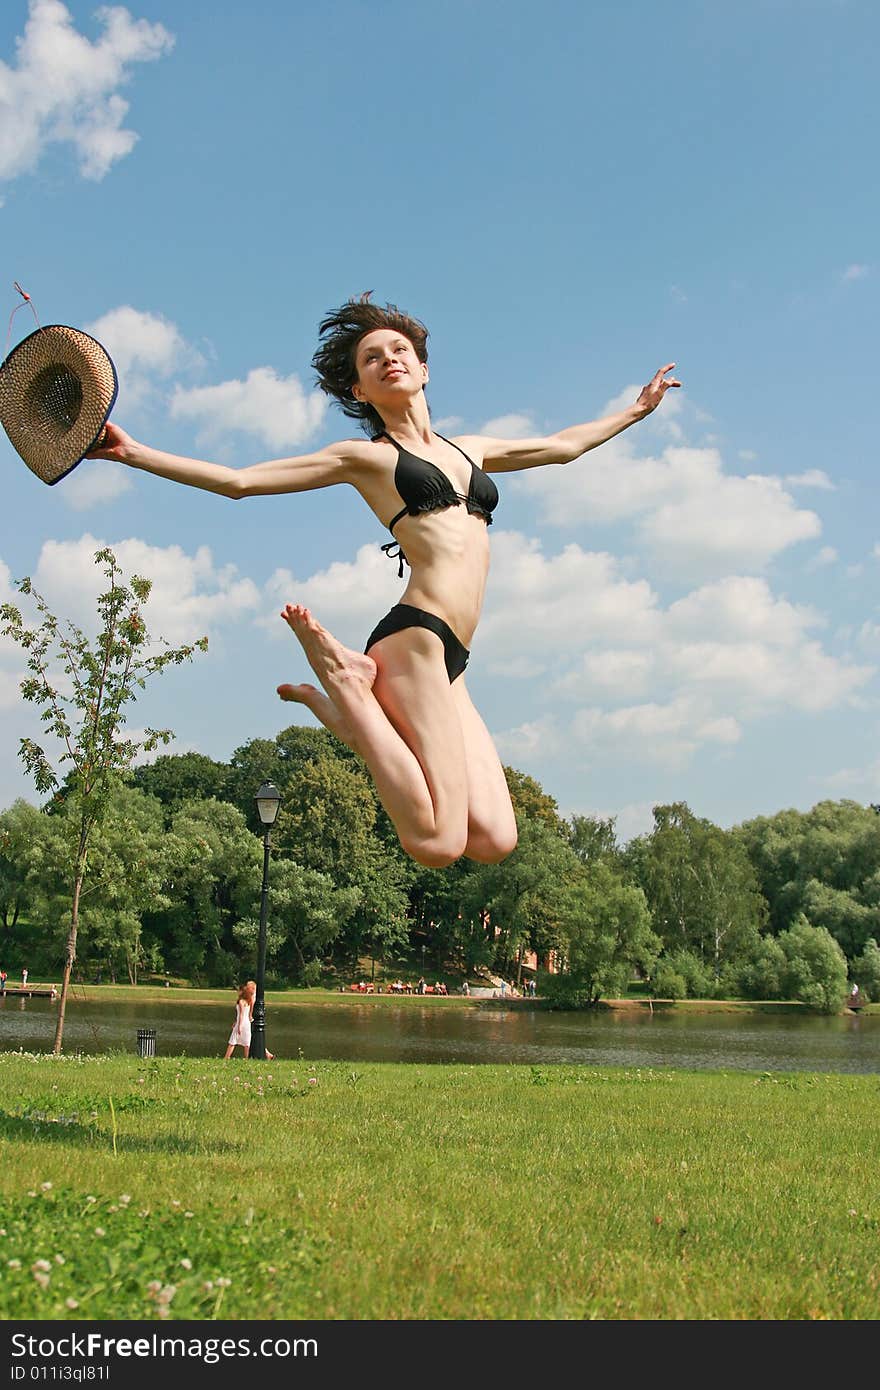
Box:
<box><xmin>224</xmin><ymin>980</ymin><xmax>272</xmax><ymax>1059</ymax></box>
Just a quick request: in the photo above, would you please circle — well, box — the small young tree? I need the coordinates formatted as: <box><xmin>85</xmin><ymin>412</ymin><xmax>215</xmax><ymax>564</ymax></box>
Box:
<box><xmin>1</xmin><ymin>547</ymin><xmax>207</xmax><ymax>1052</ymax></box>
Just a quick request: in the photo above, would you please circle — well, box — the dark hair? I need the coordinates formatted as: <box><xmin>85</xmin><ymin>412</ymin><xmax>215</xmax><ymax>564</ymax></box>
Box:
<box><xmin>312</xmin><ymin>293</ymin><xmax>429</xmax><ymax>437</ymax></box>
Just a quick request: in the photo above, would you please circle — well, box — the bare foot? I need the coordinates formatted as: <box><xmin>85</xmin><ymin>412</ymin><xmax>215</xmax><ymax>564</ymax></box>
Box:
<box><xmin>277</xmin><ymin>604</ymin><xmax>377</xmax><ymax>745</ymax></box>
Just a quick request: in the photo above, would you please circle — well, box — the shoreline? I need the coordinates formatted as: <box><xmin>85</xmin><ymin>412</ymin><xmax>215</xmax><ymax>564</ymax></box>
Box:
<box><xmin>24</xmin><ymin>983</ymin><xmax>876</xmax><ymax>1017</ymax></box>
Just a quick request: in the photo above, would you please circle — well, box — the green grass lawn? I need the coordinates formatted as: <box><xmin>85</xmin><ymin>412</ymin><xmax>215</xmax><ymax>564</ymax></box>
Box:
<box><xmin>1</xmin><ymin>1052</ymin><xmax>878</xmax><ymax>1320</ymax></box>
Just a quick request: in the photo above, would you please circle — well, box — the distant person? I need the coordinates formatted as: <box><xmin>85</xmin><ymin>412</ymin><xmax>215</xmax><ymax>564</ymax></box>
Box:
<box><xmin>0</xmin><ymin>968</ymin><xmax>7</xmax><ymax>993</ymax></box>
<box><xmin>21</xmin><ymin>967</ymin><xmax>28</xmax><ymax>989</ymax></box>
<box><xmin>461</xmin><ymin>980</ymin><xmax>470</xmax><ymax>996</ymax></box>
<box><xmin>224</xmin><ymin>981</ymin><xmax>274</xmax><ymax>1060</ymax></box>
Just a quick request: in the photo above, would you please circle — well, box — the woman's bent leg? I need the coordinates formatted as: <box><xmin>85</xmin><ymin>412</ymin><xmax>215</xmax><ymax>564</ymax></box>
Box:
<box><xmin>277</xmin><ymin>605</ymin><xmax>469</xmax><ymax>866</ymax></box>
<box><xmin>452</xmin><ymin>678</ymin><xmax>518</xmax><ymax>863</ymax></box>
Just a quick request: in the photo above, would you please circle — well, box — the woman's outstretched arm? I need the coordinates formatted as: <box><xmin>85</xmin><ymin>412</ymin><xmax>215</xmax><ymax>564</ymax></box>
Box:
<box><xmin>86</xmin><ymin>422</ymin><xmax>357</xmax><ymax>497</ymax></box>
<box><xmin>472</xmin><ymin>364</ymin><xmax>681</xmax><ymax>473</ymax></box>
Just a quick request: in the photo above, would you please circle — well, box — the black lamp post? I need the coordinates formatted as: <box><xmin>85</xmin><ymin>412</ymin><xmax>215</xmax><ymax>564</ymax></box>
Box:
<box><xmin>251</xmin><ymin>781</ymin><xmax>281</xmax><ymax>1060</ymax></box>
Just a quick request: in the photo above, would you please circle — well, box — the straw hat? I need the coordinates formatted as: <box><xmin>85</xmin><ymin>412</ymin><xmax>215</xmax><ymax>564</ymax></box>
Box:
<box><xmin>0</xmin><ymin>324</ymin><xmax>118</xmax><ymax>485</ymax></box>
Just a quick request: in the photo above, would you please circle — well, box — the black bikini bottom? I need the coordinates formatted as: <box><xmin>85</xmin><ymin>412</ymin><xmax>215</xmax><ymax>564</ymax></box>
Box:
<box><xmin>365</xmin><ymin>603</ymin><xmax>470</xmax><ymax>684</ymax></box>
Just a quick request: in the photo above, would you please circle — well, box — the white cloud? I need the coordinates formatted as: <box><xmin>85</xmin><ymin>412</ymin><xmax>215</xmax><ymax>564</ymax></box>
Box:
<box><xmin>262</xmin><ymin>544</ymin><xmax>402</xmax><ymax>651</ymax></box>
<box><xmin>86</xmin><ymin>305</ymin><xmax>192</xmax><ymax>375</ymax></box>
<box><xmin>63</xmin><ymin>460</ymin><xmax>134</xmax><ymax>511</ymax></box>
<box><xmin>480</xmin><ymin>531</ymin><xmax>661</xmax><ymax>673</ymax></box>
<box><xmin>85</xmin><ymin>305</ymin><xmax>198</xmax><ymax>414</ymax></box>
<box><xmin>639</xmin><ymin>457</ymin><xmax>821</xmax><ymax>574</ymax></box>
<box><xmin>30</xmin><ymin>534</ymin><xmax>260</xmax><ymax>646</ymax></box>
<box><xmin>571</xmin><ymin>696</ymin><xmax>705</xmax><ymax>770</ymax></box>
<box><xmin>554</xmin><ymin>648</ymin><xmax>654</xmax><ymax>699</ymax></box>
<box><xmin>170</xmin><ymin>368</ymin><xmax>327</xmax><ymax>451</ymax></box>
<box><xmin>510</xmin><ymin>391</ymin><xmax>822</xmax><ymax>576</ymax></box>
<box><xmin>665</xmin><ymin>576</ymin><xmax>818</xmax><ymax>645</ymax></box>
<box><xmin>842</xmin><ymin>264</ymin><xmax>869</xmax><ymax>282</ymax></box>
<box><xmin>810</xmin><ymin>546</ymin><xmax>838</xmax><ymax>568</ymax></box>
<box><xmin>475</xmin><ymin>540</ymin><xmax>873</xmax><ymax>768</ymax></box>
<box><xmin>785</xmin><ymin>469</ymin><xmax>835</xmax><ymax>490</ymax></box>
<box><xmin>605</xmin><ymin>800</ymin><xmax>658</xmax><ymax>843</ymax></box>
<box><xmin>493</xmin><ymin>715</ymin><xmax>564</xmax><ymax>762</ymax></box>
<box><xmin>480</xmin><ymin>412</ymin><xmax>537</xmax><ymax>439</ymax></box>
<box><xmin>857</xmin><ymin>621</ymin><xmax>880</xmax><ymax>654</ymax></box>
<box><xmin>0</xmin><ymin>1</ymin><xmax>174</xmax><ymax>186</ymax></box>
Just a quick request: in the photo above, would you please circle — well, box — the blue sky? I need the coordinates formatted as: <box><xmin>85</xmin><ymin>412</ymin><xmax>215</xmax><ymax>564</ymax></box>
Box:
<box><xmin>1</xmin><ymin>0</ymin><xmax>878</xmax><ymax>839</ymax></box>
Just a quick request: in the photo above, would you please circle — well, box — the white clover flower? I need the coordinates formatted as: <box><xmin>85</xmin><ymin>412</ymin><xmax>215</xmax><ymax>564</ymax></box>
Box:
<box><xmin>85</xmin><ymin>1196</ymin><xmax>97</xmax><ymax>1204</ymax></box>
<box><xmin>33</xmin><ymin>1272</ymin><xmax>50</xmax><ymax>1290</ymax></box>
<box><xmin>146</xmin><ymin>1280</ymin><xmax>162</xmax><ymax>1295</ymax></box>
<box><xmin>157</xmin><ymin>1284</ymin><xmax>176</xmax><ymax>1305</ymax></box>
<box><xmin>65</xmin><ymin>1298</ymin><xmax>79</xmax><ymax>1310</ymax></box>
<box><xmin>180</xmin><ymin>1258</ymin><xmax>192</xmax><ymax>1270</ymax></box>
<box><xmin>184</xmin><ymin>1211</ymin><xmax>194</xmax><ymax>1219</ymax></box>
<box><xmin>54</xmin><ymin>1254</ymin><xmax>65</xmax><ymax>1265</ymax></box>
<box><xmin>119</xmin><ymin>1194</ymin><xmax>131</xmax><ymax>1205</ymax></box>
<box><xmin>40</xmin><ymin>1182</ymin><xmax>53</xmax><ymax>1191</ymax></box>
<box><xmin>94</xmin><ymin>1227</ymin><xmax>105</xmax><ymax>1237</ymax></box>
<box><xmin>215</xmin><ymin>1277</ymin><xmax>231</xmax><ymax>1288</ymax></box>
<box><xmin>32</xmin><ymin>1259</ymin><xmax>51</xmax><ymax>1272</ymax></box>
<box><xmin>7</xmin><ymin>1259</ymin><xmax>21</xmax><ymax>1269</ymax></box>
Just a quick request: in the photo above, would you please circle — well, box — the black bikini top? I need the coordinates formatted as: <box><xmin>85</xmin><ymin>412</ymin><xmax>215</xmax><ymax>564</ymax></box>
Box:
<box><xmin>376</xmin><ymin>430</ymin><xmax>499</xmax><ymax>576</ymax></box>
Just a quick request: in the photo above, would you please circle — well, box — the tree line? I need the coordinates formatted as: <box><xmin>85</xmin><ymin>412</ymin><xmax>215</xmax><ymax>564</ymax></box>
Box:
<box><xmin>2</xmin><ymin>729</ymin><xmax>879</xmax><ymax>1013</ymax></box>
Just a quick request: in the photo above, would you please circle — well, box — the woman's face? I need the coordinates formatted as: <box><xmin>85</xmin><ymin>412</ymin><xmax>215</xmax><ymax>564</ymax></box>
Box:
<box><xmin>353</xmin><ymin>329</ymin><xmax>428</xmax><ymax>406</ymax></box>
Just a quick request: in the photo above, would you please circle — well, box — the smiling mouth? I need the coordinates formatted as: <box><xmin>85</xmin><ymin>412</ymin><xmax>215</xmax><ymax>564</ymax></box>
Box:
<box><xmin>383</xmin><ymin>369</ymin><xmax>406</xmax><ymax>380</ymax></box>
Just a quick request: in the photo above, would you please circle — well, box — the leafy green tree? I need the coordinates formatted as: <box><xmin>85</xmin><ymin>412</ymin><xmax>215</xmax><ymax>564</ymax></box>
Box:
<box><xmin>131</xmin><ymin>751</ymin><xmax>229</xmax><ymax>815</ymax></box>
<box><xmin>503</xmin><ymin>767</ymin><xmax>564</xmax><ymax>830</ymax></box>
<box><xmin>276</xmin><ymin>751</ymin><xmax>411</xmax><ymax>967</ymax></box>
<box><xmin>463</xmin><ymin>818</ymin><xmax>579</xmax><ymax>975</ymax></box>
<box><xmin>799</xmin><ymin>879</ymin><xmax>880</xmax><ymax>960</ymax></box>
<box><xmin>233</xmin><ymin>858</ymin><xmax>360</xmax><ymax>982</ymax></box>
<box><xmin>627</xmin><ymin>803</ymin><xmax>766</xmax><ymax>977</ymax></box>
<box><xmin>0</xmin><ymin>800</ymin><xmax>55</xmax><ymax>945</ymax></box>
<box><xmin>724</xmin><ymin>934</ymin><xmax>788</xmax><ymax>1001</ymax></box>
<box><xmin>553</xmin><ymin>859</ymin><xmax>659</xmax><ymax>1005</ymax></box>
<box><xmin>736</xmin><ymin>801</ymin><xmax>880</xmax><ymax>954</ymax></box>
<box><xmin>651</xmin><ymin>948</ymin><xmax>718</xmax><ymax>1000</ymax></box>
<box><xmin>224</xmin><ymin>726</ymin><xmax>337</xmax><ymax>833</ymax></box>
<box><xmin>1</xmin><ymin>549</ymin><xmax>207</xmax><ymax>1050</ymax></box>
<box><xmin>49</xmin><ymin>784</ymin><xmax>170</xmax><ymax>984</ymax></box>
<box><xmin>149</xmin><ymin>798</ymin><xmax>261</xmax><ymax>984</ymax></box>
<box><xmin>778</xmin><ymin>915</ymin><xmax>849</xmax><ymax>1013</ymax></box>
<box><xmin>566</xmin><ymin>813</ymin><xmax>621</xmax><ymax>866</ymax></box>
<box><xmin>851</xmin><ymin>937</ymin><xmax>880</xmax><ymax>1002</ymax></box>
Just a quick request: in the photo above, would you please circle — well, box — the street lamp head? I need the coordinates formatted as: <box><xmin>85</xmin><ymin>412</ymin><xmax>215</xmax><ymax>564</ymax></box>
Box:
<box><xmin>255</xmin><ymin>781</ymin><xmax>282</xmax><ymax>826</ymax></box>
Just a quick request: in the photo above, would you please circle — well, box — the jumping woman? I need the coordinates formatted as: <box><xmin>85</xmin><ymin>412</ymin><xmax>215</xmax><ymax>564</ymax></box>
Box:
<box><xmin>89</xmin><ymin>296</ymin><xmax>679</xmax><ymax>868</ymax></box>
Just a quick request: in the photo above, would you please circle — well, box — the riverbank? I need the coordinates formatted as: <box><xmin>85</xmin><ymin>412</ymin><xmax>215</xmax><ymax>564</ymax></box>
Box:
<box><xmin>43</xmin><ymin>982</ymin><xmax>879</xmax><ymax>1016</ymax></box>
<box><xmin>1</xmin><ymin>1052</ymin><xmax>877</xmax><ymax>1320</ymax></box>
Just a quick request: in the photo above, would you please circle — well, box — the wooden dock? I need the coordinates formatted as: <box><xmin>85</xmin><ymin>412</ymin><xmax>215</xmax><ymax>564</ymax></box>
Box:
<box><xmin>1</xmin><ymin>986</ymin><xmax>58</xmax><ymax>999</ymax></box>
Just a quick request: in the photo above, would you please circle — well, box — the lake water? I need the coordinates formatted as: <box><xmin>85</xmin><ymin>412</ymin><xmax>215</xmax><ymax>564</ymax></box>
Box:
<box><xmin>1</xmin><ymin>994</ymin><xmax>879</xmax><ymax>1073</ymax></box>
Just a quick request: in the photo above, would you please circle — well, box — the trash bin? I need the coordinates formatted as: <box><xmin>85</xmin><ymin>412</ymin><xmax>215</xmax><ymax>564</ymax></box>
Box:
<box><xmin>136</xmin><ymin>1028</ymin><xmax>156</xmax><ymax>1058</ymax></box>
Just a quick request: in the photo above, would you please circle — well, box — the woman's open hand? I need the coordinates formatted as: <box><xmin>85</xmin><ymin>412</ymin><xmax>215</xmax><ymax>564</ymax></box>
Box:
<box><xmin>635</xmin><ymin>363</ymin><xmax>681</xmax><ymax>416</ymax></box>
